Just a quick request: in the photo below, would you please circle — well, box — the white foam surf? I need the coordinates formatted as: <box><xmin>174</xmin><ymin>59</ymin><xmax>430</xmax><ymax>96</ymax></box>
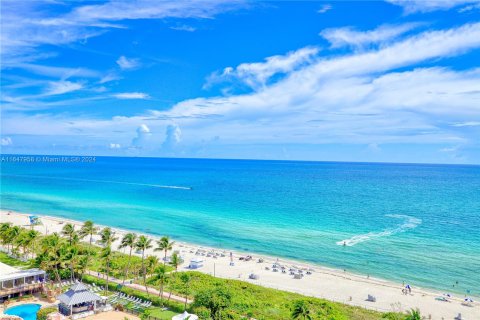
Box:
<box><xmin>336</xmin><ymin>214</ymin><xmax>422</xmax><ymax>246</ymax></box>
<box><xmin>2</xmin><ymin>174</ymin><xmax>192</xmax><ymax>190</ymax></box>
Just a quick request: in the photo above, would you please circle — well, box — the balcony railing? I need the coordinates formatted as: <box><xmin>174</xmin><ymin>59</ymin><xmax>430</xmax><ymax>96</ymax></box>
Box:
<box><xmin>0</xmin><ymin>283</ymin><xmax>43</xmax><ymax>296</ymax></box>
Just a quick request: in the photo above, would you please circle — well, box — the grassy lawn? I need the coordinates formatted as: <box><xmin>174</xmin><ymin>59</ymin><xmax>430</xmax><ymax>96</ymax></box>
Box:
<box><xmin>148</xmin><ymin>308</ymin><xmax>179</xmax><ymax>319</ymax></box>
<box><xmin>0</xmin><ymin>251</ymin><xmax>31</xmax><ymax>268</ymax></box>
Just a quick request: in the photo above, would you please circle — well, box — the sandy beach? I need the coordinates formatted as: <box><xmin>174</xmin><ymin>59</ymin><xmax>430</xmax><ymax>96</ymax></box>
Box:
<box><xmin>1</xmin><ymin>209</ymin><xmax>478</xmax><ymax>319</ymax></box>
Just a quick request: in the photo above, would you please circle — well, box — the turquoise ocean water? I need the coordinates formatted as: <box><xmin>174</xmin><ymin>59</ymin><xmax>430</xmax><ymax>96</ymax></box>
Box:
<box><xmin>1</xmin><ymin>155</ymin><xmax>479</xmax><ymax>296</ymax></box>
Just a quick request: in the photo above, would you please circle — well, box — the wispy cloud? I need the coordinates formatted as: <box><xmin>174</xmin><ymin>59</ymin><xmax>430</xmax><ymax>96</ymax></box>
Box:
<box><xmin>170</xmin><ymin>25</ymin><xmax>196</xmax><ymax>32</ymax></box>
<box><xmin>320</xmin><ymin>23</ymin><xmax>421</xmax><ymax>48</ymax></box>
<box><xmin>0</xmin><ymin>0</ymin><xmax>246</xmax><ymax>64</ymax></box>
<box><xmin>386</xmin><ymin>0</ymin><xmax>480</xmax><ymax>13</ymax></box>
<box><xmin>116</xmin><ymin>56</ymin><xmax>141</xmax><ymax>70</ymax></box>
<box><xmin>10</xmin><ymin>63</ymin><xmax>100</xmax><ymax>79</ymax></box>
<box><xmin>451</xmin><ymin>121</ymin><xmax>480</xmax><ymax>127</ymax></box>
<box><xmin>205</xmin><ymin>47</ymin><xmax>319</xmax><ymax>90</ymax></box>
<box><xmin>317</xmin><ymin>4</ymin><xmax>332</xmax><ymax>14</ymax></box>
<box><xmin>45</xmin><ymin>80</ymin><xmax>83</xmax><ymax>96</ymax></box>
<box><xmin>112</xmin><ymin>92</ymin><xmax>150</xmax><ymax>99</ymax></box>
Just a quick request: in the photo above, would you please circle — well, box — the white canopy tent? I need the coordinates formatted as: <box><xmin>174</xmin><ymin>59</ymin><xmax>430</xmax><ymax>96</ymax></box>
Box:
<box><xmin>172</xmin><ymin>311</ymin><xmax>199</xmax><ymax>320</ymax></box>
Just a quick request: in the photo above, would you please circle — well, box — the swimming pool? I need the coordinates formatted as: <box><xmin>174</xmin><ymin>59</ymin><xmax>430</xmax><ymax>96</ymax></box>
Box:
<box><xmin>4</xmin><ymin>303</ymin><xmax>42</xmax><ymax>320</ymax></box>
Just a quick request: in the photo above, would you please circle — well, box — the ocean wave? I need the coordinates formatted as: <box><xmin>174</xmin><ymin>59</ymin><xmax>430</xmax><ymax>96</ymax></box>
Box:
<box><xmin>336</xmin><ymin>214</ymin><xmax>422</xmax><ymax>246</ymax></box>
<box><xmin>2</xmin><ymin>174</ymin><xmax>192</xmax><ymax>190</ymax></box>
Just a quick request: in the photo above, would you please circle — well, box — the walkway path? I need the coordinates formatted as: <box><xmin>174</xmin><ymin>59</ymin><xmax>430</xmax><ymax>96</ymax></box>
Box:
<box><xmin>85</xmin><ymin>270</ymin><xmax>192</xmax><ymax>304</ymax></box>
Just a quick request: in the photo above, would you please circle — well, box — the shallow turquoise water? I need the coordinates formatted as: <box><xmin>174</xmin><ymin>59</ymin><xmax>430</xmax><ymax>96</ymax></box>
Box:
<box><xmin>1</xmin><ymin>155</ymin><xmax>479</xmax><ymax>296</ymax></box>
<box><xmin>4</xmin><ymin>303</ymin><xmax>41</xmax><ymax>320</ymax></box>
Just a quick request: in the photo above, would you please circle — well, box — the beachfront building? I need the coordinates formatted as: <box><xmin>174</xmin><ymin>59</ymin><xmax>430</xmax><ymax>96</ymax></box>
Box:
<box><xmin>57</xmin><ymin>283</ymin><xmax>102</xmax><ymax>318</ymax></box>
<box><xmin>0</xmin><ymin>262</ymin><xmax>46</xmax><ymax>302</ymax></box>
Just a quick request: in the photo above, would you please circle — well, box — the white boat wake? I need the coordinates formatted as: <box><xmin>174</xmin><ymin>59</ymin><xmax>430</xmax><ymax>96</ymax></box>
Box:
<box><xmin>2</xmin><ymin>174</ymin><xmax>192</xmax><ymax>190</ymax></box>
<box><xmin>336</xmin><ymin>214</ymin><xmax>422</xmax><ymax>246</ymax></box>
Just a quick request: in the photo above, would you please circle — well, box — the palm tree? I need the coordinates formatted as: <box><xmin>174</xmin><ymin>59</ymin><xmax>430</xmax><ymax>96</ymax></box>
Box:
<box><xmin>179</xmin><ymin>273</ymin><xmax>191</xmax><ymax>311</ymax></box>
<box><xmin>14</xmin><ymin>229</ymin><xmax>38</xmax><ymax>259</ymax></box>
<box><xmin>61</xmin><ymin>223</ymin><xmax>76</xmax><ymax>245</ymax></box>
<box><xmin>118</xmin><ymin>233</ymin><xmax>137</xmax><ymax>284</ymax></box>
<box><xmin>99</xmin><ymin>227</ymin><xmax>118</xmax><ymax>247</ymax></box>
<box><xmin>169</xmin><ymin>252</ymin><xmax>182</xmax><ymax>272</ymax></box>
<box><xmin>4</xmin><ymin>225</ymin><xmax>21</xmax><ymax>254</ymax></box>
<box><xmin>154</xmin><ymin>265</ymin><xmax>168</xmax><ymax>306</ymax></box>
<box><xmin>25</xmin><ymin>229</ymin><xmax>40</xmax><ymax>259</ymax></box>
<box><xmin>100</xmin><ymin>245</ymin><xmax>113</xmax><ymax>295</ymax></box>
<box><xmin>135</xmin><ymin>235</ymin><xmax>152</xmax><ymax>294</ymax></box>
<box><xmin>167</xmin><ymin>252</ymin><xmax>182</xmax><ymax>302</ymax></box>
<box><xmin>154</xmin><ymin>236</ymin><xmax>175</xmax><ymax>266</ymax></box>
<box><xmin>75</xmin><ymin>255</ymin><xmax>89</xmax><ymax>280</ymax></box>
<box><xmin>79</xmin><ymin>220</ymin><xmax>98</xmax><ymax>278</ymax></box>
<box><xmin>291</xmin><ymin>300</ymin><xmax>312</xmax><ymax>320</ymax></box>
<box><xmin>146</xmin><ymin>255</ymin><xmax>159</xmax><ymax>277</ymax></box>
<box><xmin>0</xmin><ymin>223</ymin><xmax>12</xmax><ymax>251</ymax></box>
<box><xmin>99</xmin><ymin>228</ymin><xmax>118</xmax><ymax>294</ymax></box>
<box><xmin>37</xmin><ymin>233</ymin><xmax>65</xmax><ymax>283</ymax></box>
<box><xmin>65</xmin><ymin>245</ymin><xmax>79</xmax><ymax>281</ymax></box>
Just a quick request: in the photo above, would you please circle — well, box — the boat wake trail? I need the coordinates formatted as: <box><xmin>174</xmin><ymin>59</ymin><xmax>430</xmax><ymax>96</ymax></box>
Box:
<box><xmin>336</xmin><ymin>214</ymin><xmax>422</xmax><ymax>246</ymax></box>
<box><xmin>2</xmin><ymin>174</ymin><xmax>192</xmax><ymax>190</ymax></box>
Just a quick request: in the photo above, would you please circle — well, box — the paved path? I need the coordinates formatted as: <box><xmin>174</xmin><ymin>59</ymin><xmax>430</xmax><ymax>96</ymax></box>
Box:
<box><xmin>85</xmin><ymin>270</ymin><xmax>192</xmax><ymax>304</ymax></box>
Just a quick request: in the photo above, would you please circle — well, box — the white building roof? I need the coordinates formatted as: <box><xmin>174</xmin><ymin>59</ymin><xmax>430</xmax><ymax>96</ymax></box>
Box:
<box><xmin>0</xmin><ymin>262</ymin><xmax>17</xmax><ymax>275</ymax></box>
<box><xmin>57</xmin><ymin>282</ymin><xmax>102</xmax><ymax>306</ymax></box>
<box><xmin>0</xmin><ymin>267</ymin><xmax>46</xmax><ymax>282</ymax></box>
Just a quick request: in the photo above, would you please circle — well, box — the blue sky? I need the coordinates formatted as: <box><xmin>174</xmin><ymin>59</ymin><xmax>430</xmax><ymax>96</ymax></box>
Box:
<box><xmin>1</xmin><ymin>0</ymin><xmax>480</xmax><ymax>164</ymax></box>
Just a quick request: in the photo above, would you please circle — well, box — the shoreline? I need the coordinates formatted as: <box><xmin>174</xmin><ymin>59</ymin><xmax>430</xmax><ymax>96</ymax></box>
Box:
<box><xmin>1</xmin><ymin>209</ymin><xmax>478</xmax><ymax>319</ymax></box>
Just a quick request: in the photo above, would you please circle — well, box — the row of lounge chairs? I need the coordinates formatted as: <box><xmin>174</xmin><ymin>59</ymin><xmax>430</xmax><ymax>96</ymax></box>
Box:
<box><xmin>264</xmin><ymin>264</ymin><xmax>313</xmax><ymax>278</ymax></box>
<box><xmin>107</xmin><ymin>292</ymin><xmax>152</xmax><ymax>311</ymax></box>
<box><xmin>54</xmin><ymin>280</ymin><xmax>77</xmax><ymax>288</ymax></box>
<box><xmin>86</xmin><ymin>283</ymin><xmax>105</xmax><ymax>293</ymax></box>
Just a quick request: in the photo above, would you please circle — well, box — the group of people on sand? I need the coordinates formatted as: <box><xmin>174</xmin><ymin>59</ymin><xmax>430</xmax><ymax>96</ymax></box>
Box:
<box><xmin>402</xmin><ymin>284</ymin><xmax>412</xmax><ymax>295</ymax></box>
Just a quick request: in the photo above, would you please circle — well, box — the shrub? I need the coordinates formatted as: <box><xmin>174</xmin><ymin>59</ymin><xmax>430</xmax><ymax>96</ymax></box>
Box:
<box><xmin>37</xmin><ymin>306</ymin><xmax>57</xmax><ymax>320</ymax></box>
<box><xmin>192</xmin><ymin>306</ymin><xmax>211</xmax><ymax>320</ymax></box>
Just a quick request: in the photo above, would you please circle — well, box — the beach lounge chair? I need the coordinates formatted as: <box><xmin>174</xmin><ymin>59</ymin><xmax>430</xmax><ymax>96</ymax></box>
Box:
<box><xmin>367</xmin><ymin>295</ymin><xmax>377</xmax><ymax>302</ymax></box>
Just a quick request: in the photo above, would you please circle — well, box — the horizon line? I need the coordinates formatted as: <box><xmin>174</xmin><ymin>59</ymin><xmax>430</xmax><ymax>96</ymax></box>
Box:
<box><xmin>1</xmin><ymin>152</ymin><xmax>479</xmax><ymax>167</ymax></box>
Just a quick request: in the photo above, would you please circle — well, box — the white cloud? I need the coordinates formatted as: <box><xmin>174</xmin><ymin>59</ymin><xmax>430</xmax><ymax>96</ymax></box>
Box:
<box><xmin>317</xmin><ymin>4</ymin><xmax>332</xmax><ymax>14</ymax></box>
<box><xmin>1</xmin><ymin>1</ymin><xmax>243</xmax><ymax>64</ymax></box>
<box><xmin>116</xmin><ymin>56</ymin><xmax>140</xmax><ymax>70</ymax></box>
<box><xmin>458</xmin><ymin>3</ymin><xmax>480</xmax><ymax>12</ymax></box>
<box><xmin>131</xmin><ymin>124</ymin><xmax>151</xmax><ymax>148</ymax></box>
<box><xmin>162</xmin><ymin>124</ymin><xmax>182</xmax><ymax>151</ymax></box>
<box><xmin>451</xmin><ymin>121</ymin><xmax>480</xmax><ymax>127</ymax></box>
<box><xmin>205</xmin><ymin>47</ymin><xmax>319</xmax><ymax>90</ymax></box>
<box><xmin>320</xmin><ymin>23</ymin><xmax>420</xmax><ymax>48</ymax></box>
<box><xmin>109</xmin><ymin>143</ymin><xmax>121</xmax><ymax>149</ymax></box>
<box><xmin>1</xmin><ymin>137</ymin><xmax>13</xmax><ymax>146</ymax></box>
<box><xmin>386</xmin><ymin>0</ymin><xmax>480</xmax><ymax>13</ymax></box>
<box><xmin>10</xmin><ymin>63</ymin><xmax>100</xmax><ymax>78</ymax></box>
<box><xmin>170</xmin><ymin>25</ymin><xmax>196</xmax><ymax>32</ymax></box>
<box><xmin>112</xmin><ymin>92</ymin><xmax>150</xmax><ymax>99</ymax></box>
<box><xmin>45</xmin><ymin>81</ymin><xmax>83</xmax><ymax>95</ymax></box>
<box><xmin>2</xmin><ymin>22</ymin><xmax>480</xmax><ymax>160</ymax></box>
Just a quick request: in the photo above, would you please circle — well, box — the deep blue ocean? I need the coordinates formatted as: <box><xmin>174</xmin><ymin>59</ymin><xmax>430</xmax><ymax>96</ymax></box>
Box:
<box><xmin>1</xmin><ymin>155</ymin><xmax>479</xmax><ymax>296</ymax></box>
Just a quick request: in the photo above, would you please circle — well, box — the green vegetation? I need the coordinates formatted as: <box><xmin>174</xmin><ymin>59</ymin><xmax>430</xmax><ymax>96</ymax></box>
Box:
<box><xmin>37</xmin><ymin>306</ymin><xmax>57</xmax><ymax>320</ymax></box>
<box><xmin>148</xmin><ymin>308</ymin><xmax>179</xmax><ymax>319</ymax></box>
<box><xmin>147</xmin><ymin>271</ymin><xmax>399</xmax><ymax>320</ymax></box>
<box><xmin>0</xmin><ymin>251</ymin><xmax>31</xmax><ymax>268</ymax></box>
<box><xmin>1</xmin><ymin>221</ymin><xmax>409</xmax><ymax>319</ymax></box>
